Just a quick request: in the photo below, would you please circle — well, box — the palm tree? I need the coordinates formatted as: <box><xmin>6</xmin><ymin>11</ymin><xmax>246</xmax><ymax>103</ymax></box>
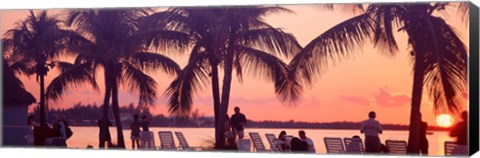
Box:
<box><xmin>155</xmin><ymin>7</ymin><xmax>303</xmax><ymax>149</ymax></box>
<box><xmin>290</xmin><ymin>2</ymin><xmax>467</xmax><ymax>154</ymax></box>
<box><xmin>2</xmin><ymin>10</ymin><xmax>76</xmax><ymax>127</ymax></box>
<box><xmin>45</xmin><ymin>9</ymin><xmax>189</xmax><ymax>148</ymax></box>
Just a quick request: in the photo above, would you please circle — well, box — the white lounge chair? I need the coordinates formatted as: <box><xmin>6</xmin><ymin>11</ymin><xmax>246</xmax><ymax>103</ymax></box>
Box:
<box><xmin>385</xmin><ymin>140</ymin><xmax>407</xmax><ymax>155</ymax></box>
<box><xmin>174</xmin><ymin>131</ymin><xmax>203</xmax><ymax>151</ymax></box>
<box><xmin>344</xmin><ymin>137</ymin><xmax>364</xmax><ymax>153</ymax></box>
<box><xmin>445</xmin><ymin>141</ymin><xmax>468</xmax><ymax>156</ymax></box>
<box><xmin>139</xmin><ymin>131</ymin><xmax>156</xmax><ymax>150</ymax></box>
<box><xmin>324</xmin><ymin>137</ymin><xmax>345</xmax><ymax>153</ymax></box>
<box><xmin>265</xmin><ymin>133</ymin><xmax>281</xmax><ymax>151</ymax></box>
<box><xmin>158</xmin><ymin>131</ymin><xmax>176</xmax><ymax>150</ymax></box>
<box><xmin>249</xmin><ymin>132</ymin><xmax>268</xmax><ymax>152</ymax></box>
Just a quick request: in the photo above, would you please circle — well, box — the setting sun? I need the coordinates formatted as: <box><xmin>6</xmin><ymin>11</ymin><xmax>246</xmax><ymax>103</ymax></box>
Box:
<box><xmin>436</xmin><ymin>114</ymin><xmax>454</xmax><ymax>128</ymax></box>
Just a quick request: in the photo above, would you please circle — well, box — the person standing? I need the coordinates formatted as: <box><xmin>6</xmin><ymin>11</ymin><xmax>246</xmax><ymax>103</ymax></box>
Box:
<box><xmin>298</xmin><ymin>130</ymin><xmax>315</xmax><ymax>153</ymax></box>
<box><xmin>230</xmin><ymin>106</ymin><xmax>247</xmax><ymax>140</ymax></box>
<box><xmin>130</xmin><ymin>114</ymin><xmax>141</xmax><ymax>149</ymax></box>
<box><xmin>97</xmin><ymin>117</ymin><xmax>113</xmax><ymax>148</ymax></box>
<box><xmin>52</xmin><ymin>115</ymin><xmax>68</xmax><ymax>147</ymax></box>
<box><xmin>419</xmin><ymin>113</ymin><xmax>429</xmax><ymax>155</ymax></box>
<box><xmin>141</xmin><ymin>115</ymin><xmax>150</xmax><ymax>132</ymax></box>
<box><xmin>360</xmin><ymin>111</ymin><xmax>383</xmax><ymax>153</ymax></box>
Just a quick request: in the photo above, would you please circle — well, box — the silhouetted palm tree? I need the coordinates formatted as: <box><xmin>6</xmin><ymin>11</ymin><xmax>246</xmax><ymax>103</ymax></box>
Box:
<box><xmin>2</xmin><ymin>10</ymin><xmax>75</xmax><ymax>126</ymax></box>
<box><xmin>45</xmin><ymin>9</ymin><xmax>189</xmax><ymax>148</ymax></box>
<box><xmin>153</xmin><ymin>7</ymin><xmax>303</xmax><ymax>149</ymax></box>
<box><xmin>290</xmin><ymin>2</ymin><xmax>467</xmax><ymax>154</ymax></box>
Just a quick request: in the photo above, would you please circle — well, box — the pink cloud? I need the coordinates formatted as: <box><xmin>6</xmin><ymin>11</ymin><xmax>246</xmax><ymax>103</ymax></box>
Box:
<box><xmin>374</xmin><ymin>88</ymin><xmax>410</xmax><ymax>107</ymax></box>
<box><xmin>339</xmin><ymin>95</ymin><xmax>370</xmax><ymax>106</ymax></box>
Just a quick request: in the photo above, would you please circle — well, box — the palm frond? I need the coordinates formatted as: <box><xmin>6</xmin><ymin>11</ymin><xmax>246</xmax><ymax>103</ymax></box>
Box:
<box><xmin>458</xmin><ymin>2</ymin><xmax>469</xmax><ymax>23</ymax></box>
<box><xmin>45</xmin><ymin>62</ymin><xmax>99</xmax><ymax>101</ymax></box>
<box><xmin>164</xmin><ymin>51</ymin><xmax>210</xmax><ymax>117</ymax></box>
<box><xmin>236</xmin><ymin>27</ymin><xmax>302</xmax><ymax>59</ymax></box>
<box><xmin>419</xmin><ymin>16</ymin><xmax>467</xmax><ymax>115</ymax></box>
<box><xmin>122</xmin><ymin>63</ymin><xmax>158</xmax><ymax>107</ymax></box>
<box><xmin>289</xmin><ymin>13</ymin><xmax>374</xmax><ymax>88</ymax></box>
<box><xmin>129</xmin><ymin>52</ymin><xmax>181</xmax><ymax>75</ymax></box>
<box><xmin>238</xmin><ymin>47</ymin><xmax>303</xmax><ymax>104</ymax></box>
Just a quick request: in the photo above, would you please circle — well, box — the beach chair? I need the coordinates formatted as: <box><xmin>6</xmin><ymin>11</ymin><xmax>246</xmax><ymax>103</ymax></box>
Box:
<box><xmin>158</xmin><ymin>131</ymin><xmax>176</xmax><ymax>150</ymax></box>
<box><xmin>344</xmin><ymin>137</ymin><xmax>364</xmax><ymax>153</ymax></box>
<box><xmin>139</xmin><ymin>131</ymin><xmax>156</xmax><ymax>150</ymax></box>
<box><xmin>265</xmin><ymin>133</ymin><xmax>281</xmax><ymax>151</ymax></box>
<box><xmin>174</xmin><ymin>131</ymin><xmax>203</xmax><ymax>151</ymax></box>
<box><xmin>324</xmin><ymin>137</ymin><xmax>345</xmax><ymax>153</ymax></box>
<box><xmin>285</xmin><ymin>135</ymin><xmax>293</xmax><ymax>150</ymax></box>
<box><xmin>445</xmin><ymin>141</ymin><xmax>468</xmax><ymax>156</ymax></box>
<box><xmin>385</xmin><ymin>140</ymin><xmax>407</xmax><ymax>155</ymax></box>
<box><xmin>249</xmin><ymin>132</ymin><xmax>268</xmax><ymax>152</ymax></box>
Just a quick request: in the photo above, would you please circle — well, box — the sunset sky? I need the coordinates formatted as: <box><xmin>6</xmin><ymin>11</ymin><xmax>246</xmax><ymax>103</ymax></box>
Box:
<box><xmin>0</xmin><ymin>2</ymin><xmax>470</xmax><ymax>126</ymax></box>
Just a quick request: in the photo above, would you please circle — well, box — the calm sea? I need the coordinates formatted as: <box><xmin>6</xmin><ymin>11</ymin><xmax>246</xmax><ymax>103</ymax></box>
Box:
<box><xmin>66</xmin><ymin>126</ymin><xmax>454</xmax><ymax>156</ymax></box>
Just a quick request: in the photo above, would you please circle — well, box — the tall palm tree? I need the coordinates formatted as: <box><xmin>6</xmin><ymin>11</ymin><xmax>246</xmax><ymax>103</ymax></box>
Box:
<box><xmin>290</xmin><ymin>2</ymin><xmax>467</xmax><ymax>154</ymax></box>
<box><xmin>45</xmin><ymin>9</ymin><xmax>189</xmax><ymax>148</ymax></box>
<box><xmin>2</xmin><ymin>10</ymin><xmax>76</xmax><ymax>126</ymax></box>
<box><xmin>155</xmin><ymin>6</ymin><xmax>303</xmax><ymax>149</ymax></box>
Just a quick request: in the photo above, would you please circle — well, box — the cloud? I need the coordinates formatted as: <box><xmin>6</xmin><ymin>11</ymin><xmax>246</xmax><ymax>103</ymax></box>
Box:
<box><xmin>339</xmin><ymin>95</ymin><xmax>370</xmax><ymax>106</ymax></box>
<box><xmin>374</xmin><ymin>88</ymin><xmax>410</xmax><ymax>107</ymax></box>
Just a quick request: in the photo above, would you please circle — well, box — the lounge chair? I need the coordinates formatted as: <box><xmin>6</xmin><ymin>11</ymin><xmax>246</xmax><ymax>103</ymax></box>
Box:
<box><xmin>324</xmin><ymin>137</ymin><xmax>345</xmax><ymax>153</ymax></box>
<box><xmin>139</xmin><ymin>131</ymin><xmax>156</xmax><ymax>150</ymax></box>
<box><xmin>344</xmin><ymin>137</ymin><xmax>364</xmax><ymax>153</ymax></box>
<box><xmin>249</xmin><ymin>132</ymin><xmax>267</xmax><ymax>152</ymax></box>
<box><xmin>445</xmin><ymin>141</ymin><xmax>468</xmax><ymax>156</ymax></box>
<box><xmin>174</xmin><ymin>131</ymin><xmax>203</xmax><ymax>151</ymax></box>
<box><xmin>385</xmin><ymin>140</ymin><xmax>407</xmax><ymax>155</ymax></box>
<box><xmin>158</xmin><ymin>131</ymin><xmax>176</xmax><ymax>150</ymax></box>
<box><xmin>265</xmin><ymin>133</ymin><xmax>281</xmax><ymax>151</ymax></box>
<box><xmin>284</xmin><ymin>135</ymin><xmax>293</xmax><ymax>150</ymax></box>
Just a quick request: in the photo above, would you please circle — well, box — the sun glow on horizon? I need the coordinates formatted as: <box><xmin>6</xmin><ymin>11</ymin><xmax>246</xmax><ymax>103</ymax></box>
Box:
<box><xmin>436</xmin><ymin>114</ymin><xmax>454</xmax><ymax>128</ymax></box>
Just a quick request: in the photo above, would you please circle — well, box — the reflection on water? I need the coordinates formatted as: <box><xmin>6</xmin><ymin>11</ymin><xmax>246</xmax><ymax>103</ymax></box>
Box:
<box><xmin>66</xmin><ymin>127</ymin><xmax>455</xmax><ymax>156</ymax></box>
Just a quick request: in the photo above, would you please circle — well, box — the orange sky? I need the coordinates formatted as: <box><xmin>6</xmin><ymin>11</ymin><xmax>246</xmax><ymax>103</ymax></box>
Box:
<box><xmin>0</xmin><ymin>3</ymin><xmax>470</xmax><ymax>126</ymax></box>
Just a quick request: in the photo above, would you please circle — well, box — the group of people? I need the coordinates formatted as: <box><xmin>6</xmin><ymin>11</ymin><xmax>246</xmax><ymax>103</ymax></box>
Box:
<box><xmin>26</xmin><ymin>114</ymin><xmax>72</xmax><ymax>147</ymax></box>
<box><xmin>129</xmin><ymin>114</ymin><xmax>151</xmax><ymax>149</ymax></box>
<box><xmin>224</xmin><ymin>106</ymin><xmax>247</xmax><ymax>147</ymax></box>
<box><xmin>275</xmin><ymin>130</ymin><xmax>316</xmax><ymax>153</ymax></box>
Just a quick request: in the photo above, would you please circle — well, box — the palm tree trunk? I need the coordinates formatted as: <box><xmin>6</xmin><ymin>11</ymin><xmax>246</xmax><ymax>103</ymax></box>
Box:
<box><xmin>99</xmin><ymin>69</ymin><xmax>112</xmax><ymax>149</ymax></box>
<box><xmin>111</xmin><ymin>76</ymin><xmax>125</xmax><ymax>148</ymax></box>
<box><xmin>210</xmin><ymin>60</ymin><xmax>224</xmax><ymax>149</ymax></box>
<box><xmin>217</xmin><ymin>26</ymin><xmax>237</xmax><ymax>149</ymax></box>
<box><xmin>39</xmin><ymin>74</ymin><xmax>46</xmax><ymax>126</ymax></box>
<box><xmin>407</xmin><ymin>53</ymin><xmax>425</xmax><ymax>154</ymax></box>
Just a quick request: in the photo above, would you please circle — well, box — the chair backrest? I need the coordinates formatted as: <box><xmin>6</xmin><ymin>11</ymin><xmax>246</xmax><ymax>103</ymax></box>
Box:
<box><xmin>265</xmin><ymin>133</ymin><xmax>280</xmax><ymax>151</ymax></box>
<box><xmin>249</xmin><ymin>132</ymin><xmax>266</xmax><ymax>152</ymax></box>
<box><xmin>175</xmin><ymin>132</ymin><xmax>190</xmax><ymax>150</ymax></box>
<box><xmin>158</xmin><ymin>131</ymin><xmax>176</xmax><ymax>150</ymax></box>
<box><xmin>445</xmin><ymin>141</ymin><xmax>457</xmax><ymax>156</ymax></box>
<box><xmin>344</xmin><ymin>137</ymin><xmax>364</xmax><ymax>153</ymax></box>
<box><xmin>385</xmin><ymin>140</ymin><xmax>407</xmax><ymax>155</ymax></box>
<box><xmin>139</xmin><ymin>131</ymin><xmax>155</xmax><ymax>149</ymax></box>
<box><xmin>285</xmin><ymin>135</ymin><xmax>293</xmax><ymax>149</ymax></box>
<box><xmin>324</xmin><ymin>137</ymin><xmax>345</xmax><ymax>153</ymax></box>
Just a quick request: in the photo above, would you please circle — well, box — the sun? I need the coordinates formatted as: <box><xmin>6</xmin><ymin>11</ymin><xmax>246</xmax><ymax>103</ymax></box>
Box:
<box><xmin>436</xmin><ymin>114</ymin><xmax>454</xmax><ymax>128</ymax></box>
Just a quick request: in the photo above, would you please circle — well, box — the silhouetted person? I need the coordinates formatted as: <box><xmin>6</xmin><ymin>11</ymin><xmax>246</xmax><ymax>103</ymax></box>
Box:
<box><xmin>290</xmin><ymin>137</ymin><xmax>308</xmax><ymax>152</ymax></box>
<box><xmin>230</xmin><ymin>106</ymin><xmax>246</xmax><ymax>139</ymax></box>
<box><xmin>141</xmin><ymin>115</ymin><xmax>150</xmax><ymax>132</ymax></box>
<box><xmin>51</xmin><ymin>115</ymin><xmax>68</xmax><ymax>147</ymax></box>
<box><xmin>361</xmin><ymin>111</ymin><xmax>383</xmax><ymax>153</ymax></box>
<box><xmin>97</xmin><ymin>117</ymin><xmax>113</xmax><ymax>148</ymax></box>
<box><xmin>450</xmin><ymin>111</ymin><xmax>468</xmax><ymax>145</ymax></box>
<box><xmin>299</xmin><ymin>130</ymin><xmax>315</xmax><ymax>153</ymax></box>
<box><xmin>346</xmin><ymin>135</ymin><xmax>363</xmax><ymax>153</ymax></box>
<box><xmin>130</xmin><ymin>114</ymin><xmax>141</xmax><ymax>149</ymax></box>
<box><xmin>419</xmin><ymin>113</ymin><xmax>429</xmax><ymax>155</ymax></box>
<box><xmin>225</xmin><ymin>115</ymin><xmax>235</xmax><ymax>147</ymax></box>
<box><xmin>278</xmin><ymin>131</ymin><xmax>289</xmax><ymax>151</ymax></box>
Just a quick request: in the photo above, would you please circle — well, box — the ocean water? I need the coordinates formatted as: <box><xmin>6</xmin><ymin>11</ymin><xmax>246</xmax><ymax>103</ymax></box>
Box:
<box><xmin>65</xmin><ymin>126</ymin><xmax>455</xmax><ymax>156</ymax></box>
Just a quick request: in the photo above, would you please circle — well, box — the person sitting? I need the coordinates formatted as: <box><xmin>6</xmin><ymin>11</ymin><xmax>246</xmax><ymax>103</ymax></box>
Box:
<box><xmin>299</xmin><ymin>130</ymin><xmax>315</xmax><ymax>153</ymax></box>
<box><xmin>290</xmin><ymin>137</ymin><xmax>308</xmax><ymax>152</ymax></box>
<box><xmin>277</xmin><ymin>131</ymin><xmax>289</xmax><ymax>151</ymax></box>
<box><xmin>346</xmin><ymin>135</ymin><xmax>363</xmax><ymax>153</ymax></box>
